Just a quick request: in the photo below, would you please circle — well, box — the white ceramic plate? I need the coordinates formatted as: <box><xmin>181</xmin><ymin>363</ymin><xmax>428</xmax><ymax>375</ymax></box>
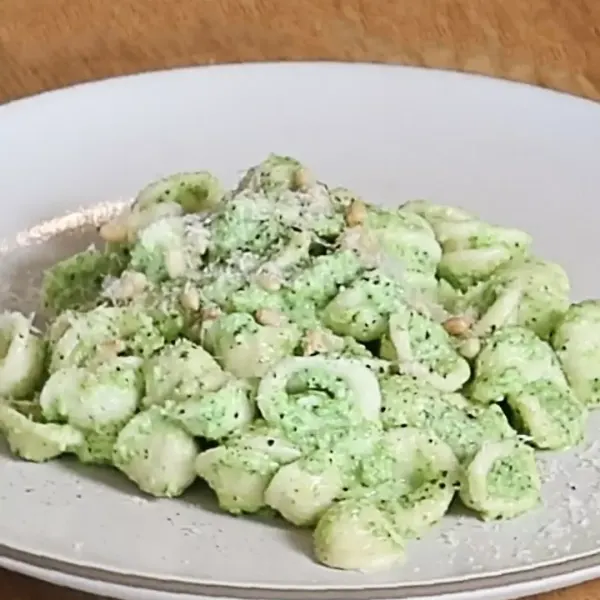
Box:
<box><xmin>1</xmin><ymin>63</ymin><xmax>600</xmax><ymax>600</ymax></box>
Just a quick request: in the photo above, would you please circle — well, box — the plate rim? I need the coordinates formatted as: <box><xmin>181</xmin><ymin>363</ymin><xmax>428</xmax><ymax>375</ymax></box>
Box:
<box><xmin>2</xmin><ymin>543</ymin><xmax>600</xmax><ymax>599</ymax></box>
<box><xmin>1</xmin><ymin>60</ymin><xmax>599</xmax><ymax>112</ymax></box>
<box><xmin>2</xmin><ymin>61</ymin><xmax>600</xmax><ymax>597</ymax></box>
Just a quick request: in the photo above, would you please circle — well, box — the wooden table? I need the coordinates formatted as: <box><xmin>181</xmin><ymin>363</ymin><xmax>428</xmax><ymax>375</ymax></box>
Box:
<box><xmin>1</xmin><ymin>1</ymin><xmax>599</xmax><ymax>598</ymax></box>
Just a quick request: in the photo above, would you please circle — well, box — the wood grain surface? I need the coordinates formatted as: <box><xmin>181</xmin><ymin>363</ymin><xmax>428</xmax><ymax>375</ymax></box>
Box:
<box><xmin>1</xmin><ymin>0</ymin><xmax>599</xmax><ymax>599</ymax></box>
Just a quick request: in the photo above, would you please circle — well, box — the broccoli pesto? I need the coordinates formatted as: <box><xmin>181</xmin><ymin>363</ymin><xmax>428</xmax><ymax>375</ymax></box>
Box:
<box><xmin>1</xmin><ymin>154</ymin><xmax>598</xmax><ymax>573</ymax></box>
